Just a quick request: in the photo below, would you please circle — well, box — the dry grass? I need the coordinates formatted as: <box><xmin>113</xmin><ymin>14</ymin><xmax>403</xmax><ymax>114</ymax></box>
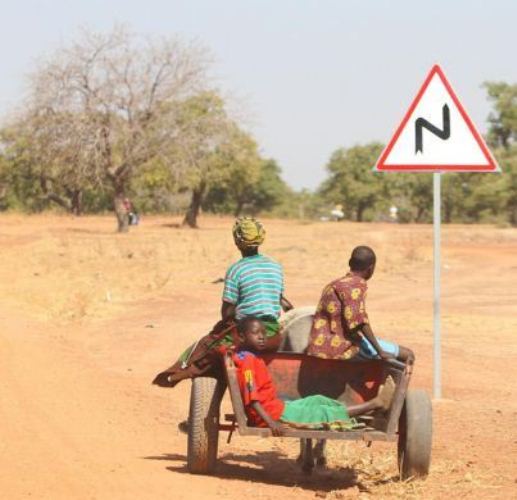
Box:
<box><xmin>270</xmin><ymin>439</ymin><xmax>506</xmax><ymax>499</ymax></box>
<box><xmin>2</xmin><ymin>214</ymin><xmax>516</xmax><ymax>325</ymax></box>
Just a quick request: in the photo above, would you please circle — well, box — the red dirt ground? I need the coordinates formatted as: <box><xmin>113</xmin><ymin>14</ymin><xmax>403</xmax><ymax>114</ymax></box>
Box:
<box><xmin>0</xmin><ymin>214</ymin><xmax>515</xmax><ymax>499</ymax></box>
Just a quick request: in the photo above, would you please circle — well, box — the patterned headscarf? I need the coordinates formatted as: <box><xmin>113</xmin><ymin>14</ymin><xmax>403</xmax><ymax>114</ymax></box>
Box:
<box><xmin>232</xmin><ymin>217</ymin><xmax>265</xmax><ymax>248</ymax></box>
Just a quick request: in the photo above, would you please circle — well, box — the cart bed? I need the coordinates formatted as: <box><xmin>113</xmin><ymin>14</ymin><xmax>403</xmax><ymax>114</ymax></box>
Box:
<box><xmin>224</xmin><ymin>352</ymin><xmax>409</xmax><ymax>441</ymax></box>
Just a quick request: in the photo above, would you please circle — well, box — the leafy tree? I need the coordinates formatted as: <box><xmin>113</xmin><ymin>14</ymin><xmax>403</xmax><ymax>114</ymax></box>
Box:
<box><xmin>484</xmin><ymin>82</ymin><xmax>517</xmax><ymax>148</ymax></box>
<box><xmin>484</xmin><ymin>81</ymin><xmax>517</xmax><ymax>225</ymax></box>
<box><xmin>166</xmin><ymin>92</ymin><xmax>236</xmax><ymax>228</ymax></box>
<box><xmin>495</xmin><ymin>146</ymin><xmax>517</xmax><ymax>225</ymax></box>
<box><xmin>319</xmin><ymin>143</ymin><xmax>385</xmax><ymax>221</ymax></box>
<box><xmin>203</xmin><ymin>157</ymin><xmax>289</xmax><ymax>216</ymax></box>
<box><xmin>1</xmin><ymin>114</ymin><xmax>104</xmax><ymax>215</ymax></box>
<box><xmin>249</xmin><ymin>159</ymin><xmax>289</xmax><ymax>215</ymax></box>
<box><xmin>206</xmin><ymin>127</ymin><xmax>262</xmax><ymax>218</ymax></box>
<box><xmin>9</xmin><ymin>26</ymin><xmax>212</xmax><ymax>231</ymax></box>
<box><xmin>379</xmin><ymin>173</ymin><xmax>432</xmax><ymax>223</ymax></box>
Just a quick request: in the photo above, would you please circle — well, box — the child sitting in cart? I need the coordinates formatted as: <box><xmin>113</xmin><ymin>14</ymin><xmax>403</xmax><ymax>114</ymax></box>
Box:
<box><xmin>233</xmin><ymin>317</ymin><xmax>396</xmax><ymax>436</ymax></box>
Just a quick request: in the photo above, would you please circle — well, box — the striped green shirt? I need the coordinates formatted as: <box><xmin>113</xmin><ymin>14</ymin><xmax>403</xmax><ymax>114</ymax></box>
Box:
<box><xmin>222</xmin><ymin>254</ymin><xmax>284</xmax><ymax>320</ymax></box>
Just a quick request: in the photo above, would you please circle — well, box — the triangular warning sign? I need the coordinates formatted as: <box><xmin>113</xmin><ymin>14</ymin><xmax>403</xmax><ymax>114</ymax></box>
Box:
<box><xmin>375</xmin><ymin>64</ymin><xmax>500</xmax><ymax>172</ymax></box>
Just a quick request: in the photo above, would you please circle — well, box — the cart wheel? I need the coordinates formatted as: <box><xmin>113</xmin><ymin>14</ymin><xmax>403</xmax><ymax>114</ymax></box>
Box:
<box><xmin>398</xmin><ymin>389</ymin><xmax>432</xmax><ymax>480</ymax></box>
<box><xmin>187</xmin><ymin>377</ymin><xmax>224</xmax><ymax>474</ymax></box>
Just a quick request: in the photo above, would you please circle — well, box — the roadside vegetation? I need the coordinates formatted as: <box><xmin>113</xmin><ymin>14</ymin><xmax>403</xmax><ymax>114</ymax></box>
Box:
<box><xmin>0</xmin><ymin>27</ymin><xmax>515</xmax><ymax>229</ymax></box>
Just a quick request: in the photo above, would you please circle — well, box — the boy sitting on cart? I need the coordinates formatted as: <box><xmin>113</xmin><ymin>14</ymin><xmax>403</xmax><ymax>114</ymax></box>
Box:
<box><xmin>307</xmin><ymin>246</ymin><xmax>414</xmax><ymax>373</ymax></box>
<box><xmin>234</xmin><ymin>317</ymin><xmax>396</xmax><ymax>436</ymax></box>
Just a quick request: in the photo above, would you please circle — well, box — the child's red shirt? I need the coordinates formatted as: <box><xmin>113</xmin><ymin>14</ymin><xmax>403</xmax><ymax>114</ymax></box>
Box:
<box><xmin>232</xmin><ymin>350</ymin><xmax>285</xmax><ymax>427</ymax></box>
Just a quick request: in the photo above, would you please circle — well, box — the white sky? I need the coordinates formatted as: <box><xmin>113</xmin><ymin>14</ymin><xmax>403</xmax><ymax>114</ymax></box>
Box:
<box><xmin>2</xmin><ymin>0</ymin><xmax>516</xmax><ymax>189</ymax></box>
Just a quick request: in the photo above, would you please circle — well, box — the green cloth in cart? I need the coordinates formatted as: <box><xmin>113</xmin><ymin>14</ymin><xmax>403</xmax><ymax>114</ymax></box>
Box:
<box><xmin>280</xmin><ymin>394</ymin><xmax>359</xmax><ymax>430</ymax></box>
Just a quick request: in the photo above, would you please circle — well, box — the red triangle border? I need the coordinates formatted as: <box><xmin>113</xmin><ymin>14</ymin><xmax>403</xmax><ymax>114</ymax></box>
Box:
<box><xmin>375</xmin><ymin>64</ymin><xmax>499</xmax><ymax>173</ymax></box>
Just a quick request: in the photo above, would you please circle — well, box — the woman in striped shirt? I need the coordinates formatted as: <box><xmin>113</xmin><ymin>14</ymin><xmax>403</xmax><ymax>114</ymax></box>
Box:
<box><xmin>221</xmin><ymin>217</ymin><xmax>292</xmax><ymax>348</ymax></box>
<box><xmin>153</xmin><ymin>217</ymin><xmax>292</xmax><ymax>388</ymax></box>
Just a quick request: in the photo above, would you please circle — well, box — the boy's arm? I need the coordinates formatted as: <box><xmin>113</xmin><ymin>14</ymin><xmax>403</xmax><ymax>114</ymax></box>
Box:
<box><xmin>360</xmin><ymin>324</ymin><xmax>394</xmax><ymax>360</ymax></box>
<box><xmin>250</xmin><ymin>401</ymin><xmax>286</xmax><ymax>436</ymax></box>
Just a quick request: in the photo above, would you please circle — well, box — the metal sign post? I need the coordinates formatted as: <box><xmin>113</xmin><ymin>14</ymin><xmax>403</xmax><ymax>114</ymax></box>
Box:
<box><xmin>374</xmin><ymin>64</ymin><xmax>500</xmax><ymax>400</ymax></box>
<box><xmin>433</xmin><ymin>173</ymin><xmax>441</xmax><ymax>399</ymax></box>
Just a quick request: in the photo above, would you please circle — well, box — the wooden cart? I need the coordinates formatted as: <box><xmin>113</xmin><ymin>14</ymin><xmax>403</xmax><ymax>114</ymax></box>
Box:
<box><xmin>186</xmin><ymin>351</ymin><xmax>432</xmax><ymax>480</ymax></box>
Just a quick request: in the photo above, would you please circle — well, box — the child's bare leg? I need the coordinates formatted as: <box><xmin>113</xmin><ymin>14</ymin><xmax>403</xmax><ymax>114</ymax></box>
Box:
<box><xmin>347</xmin><ymin>376</ymin><xmax>396</xmax><ymax>416</ymax></box>
<box><xmin>397</xmin><ymin>345</ymin><xmax>415</xmax><ymax>374</ymax></box>
<box><xmin>347</xmin><ymin>399</ymin><xmax>379</xmax><ymax>416</ymax></box>
<box><xmin>397</xmin><ymin>345</ymin><xmax>415</xmax><ymax>364</ymax></box>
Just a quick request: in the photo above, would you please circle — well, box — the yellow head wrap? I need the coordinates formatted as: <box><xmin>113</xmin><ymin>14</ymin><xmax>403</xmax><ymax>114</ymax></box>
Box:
<box><xmin>232</xmin><ymin>217</ymin><xmax>265</xmax><ymax>248</ymax></box>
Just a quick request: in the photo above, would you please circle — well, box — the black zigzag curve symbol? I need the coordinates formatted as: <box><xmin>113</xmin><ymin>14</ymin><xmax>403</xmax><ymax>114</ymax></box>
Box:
<box><xmin>415</xmin><ymin>104</ymin><xmax>450</xmax><ymax>154</ymax></box>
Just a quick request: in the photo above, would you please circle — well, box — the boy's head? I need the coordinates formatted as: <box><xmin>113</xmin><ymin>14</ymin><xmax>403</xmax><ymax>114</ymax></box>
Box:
<box><xmin>237</xmin><ymin>317</ymin><xmax>266</xmax><ymax>351</ymax></box>
<box><xmin>349</xmin><ymin>245</ymin><xmax>376</xmax><ymax>280</ymax></box>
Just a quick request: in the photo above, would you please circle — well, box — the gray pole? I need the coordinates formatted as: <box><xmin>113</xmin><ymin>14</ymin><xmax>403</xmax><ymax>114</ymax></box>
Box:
<box><xmin>433</xmin><ymin>172</ymin><xmax>442</xmax><ymax>399</ymax></box>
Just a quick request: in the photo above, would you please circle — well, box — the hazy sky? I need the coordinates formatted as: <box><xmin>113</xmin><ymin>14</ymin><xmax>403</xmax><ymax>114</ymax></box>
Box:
<box><xmin>2</xmin><ymin>0</ymin><xmax>516</xmax><ymax>189</ymax></box>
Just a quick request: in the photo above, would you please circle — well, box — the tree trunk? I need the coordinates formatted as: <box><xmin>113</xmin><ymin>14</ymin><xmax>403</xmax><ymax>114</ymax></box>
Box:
<box><xmin>509</xmin><ymin>205</ymin><xmax>517</xmax><ymax>227</ymax></box>
<box><xmin>415</xmin><ymin>206</ymin><xmax>426</xmax><ymax>223</ymax></box>
<box><xmin>183</xmin><ymin>183</ymin><xmax>206</xmax><ymax>229</ymax></box>
<box><xmin>356</xmin><ymin>204</ymin><xmax>365</xmax><ymax>222</ymax></box>
<box><xmin>40</xmin><ymin>176</ymin><xmax>72</xmax><ymax>212</ymax></box>
<box><xmin>234</xmin><ymin>198</ymin><xmax>245</xmax><ymax>217</ymax></box>
<box><xmin>70</xmin><ymin>189</ymin><xmax>83</xmax><ymax>216</ymax></box>
<box><xmin>443</xmin><ymin>201</ymin><xmax>452</xmax><ymax>223</ymax></box>
<box><xmin>113</xmin><ymin>187</ymin><xmax>129</xmax><ymax>233</ymax></box>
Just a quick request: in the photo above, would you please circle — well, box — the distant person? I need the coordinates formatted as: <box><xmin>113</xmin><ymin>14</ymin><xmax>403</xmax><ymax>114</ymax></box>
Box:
<box><xmin>233</xmin><ymin>317</ymin><xmax>396</xmax><ymax>435</ymax></box>
<box><xmin>123</xmin><ymin>198</ymin><xmax>139</xmax><ymax>226</ymax></box>
<box><xmin>307</xmin><ymin>246</ymin><xmax>414</xmax><ymax>370</ymax></box>
<box><xmin>389</xmin><ymin>206</ymin><xmax>398</xmax><ymax>223</ymax></box>
<box><xmin>330</xmin><ymin>204</ymin><xmax>345</xmax><ymax>221</ymax></box>
<box><xmin>153</xmin><ymin>216</ymin><xmax>293</xmax><ymax>388</ymax></box>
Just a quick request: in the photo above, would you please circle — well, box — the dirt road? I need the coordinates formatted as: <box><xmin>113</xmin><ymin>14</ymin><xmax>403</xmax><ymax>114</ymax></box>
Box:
<box><xmin>0</xmin><ymin>214</ymin><xmax>515</xmax><ymax>499</ymax></box>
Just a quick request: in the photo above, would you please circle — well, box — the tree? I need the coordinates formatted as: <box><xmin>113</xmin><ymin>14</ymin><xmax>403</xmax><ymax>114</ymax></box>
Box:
<box><xmin>166</xmin><ymin>92</ymin><xmax>234</xmax><ymax>228</ymax></box>
<box><xmin>493</xmin><ymin>146</ymin><xmax>517</xmax><ymax>225</ymax></box>
<box><xmin>10</xmin><ymin>26</ymin><xmax>211</xmax><ymax>231</ymax></box>
<box><xmin>484</xmin><ymin>81</ymin><xmax>517</xmax><ymax>225</ymax></box>
<box><xmin>386</xmin><ymin>174</ymin><xmax>434</xmax><ymax>223</ymax></box>
<box><xmin>246</xmin><ymin>159</ymin><xmax>289</xmax><ymax>215</ymax></box>
<box><xmin>484</xmin><ymin>82</ymin><xmax>517</xmax><ymax>149</ymax></box>
<box><xmin>2</xmin><ymin>113</ymin><xmax>105</xmax><ymax>215</ymax></box>
<box><xmin>220</xmin><ymin>132</ymin><xmax>263</xmax><ymax>217</ymax></box>
<box><xmin>203</xmin><ymin>158</ymin><xmax>289</xmax><ymax>216</ymax></box>
<box><xmin>319</xmin><ymin>143</ymin><xmax>385</xmax><ymax>221</ymax></box>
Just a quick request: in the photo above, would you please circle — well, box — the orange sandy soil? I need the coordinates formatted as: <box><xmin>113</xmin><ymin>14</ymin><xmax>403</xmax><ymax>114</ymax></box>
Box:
<box><xmin>0</xmin><ymin>213</ymin><xmax>516</xmax><ymax>499</ymax></box>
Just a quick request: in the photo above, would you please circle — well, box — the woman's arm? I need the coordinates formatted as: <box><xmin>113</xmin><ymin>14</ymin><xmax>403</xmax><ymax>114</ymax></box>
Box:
<box><xmin>280</xmin><ymin>294</ymin><xmax>294</xmax><ymax>312</ymax></box>
<box><xmin>221</xmin><ymin>301</ymin><xmax>236</xmax><ymax>321</ymax></box>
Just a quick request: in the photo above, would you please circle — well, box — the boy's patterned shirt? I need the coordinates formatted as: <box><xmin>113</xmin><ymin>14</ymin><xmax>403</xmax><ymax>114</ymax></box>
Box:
<box><xmin>307</xmin><ymin>273</ymin><xmax>369</xmax><ymax>360</ymax></box>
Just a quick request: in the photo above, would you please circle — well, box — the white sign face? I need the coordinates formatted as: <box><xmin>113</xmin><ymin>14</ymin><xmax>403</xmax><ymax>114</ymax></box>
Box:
<box><xmin>375</xmin><ymin>65</ymin><xmax>499</xmax><ymax>172</ymax></box>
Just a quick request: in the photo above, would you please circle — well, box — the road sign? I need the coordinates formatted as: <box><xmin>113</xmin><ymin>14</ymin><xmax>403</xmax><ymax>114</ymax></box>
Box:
<box><xmin>373</xmin><ymin>64</ymin><xmax>501</xmax><ymax>400</ymax></box>
<box><xmin>375</xmin><ymin>64</ymin><xmax>500</xmax><ymax>173</ymax></box>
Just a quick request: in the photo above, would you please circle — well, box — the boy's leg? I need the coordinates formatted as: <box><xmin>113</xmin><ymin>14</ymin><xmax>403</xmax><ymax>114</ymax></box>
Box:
<box><xmin>358</xmin><ymin>337</ymin><xmax>415</xmax><ymax>366</ymax></box>
<box><xmin>397</xmin><ymin>345</ymin><xmax>415</xmax><ymax>364</ymax></box>
<box><xmin>397</xmin><ymin>345</ymin><xmax>415</xmax><ymax>374</ymax></box>
<box><xmin>358</xmin><ymin>336</ymin><xmax>399</xmax><ymax>360</ymax></box>
<box><xmin>347</xmin><ymin>376</ymin><xmax>396</xmax><ymax>415</ymax></box>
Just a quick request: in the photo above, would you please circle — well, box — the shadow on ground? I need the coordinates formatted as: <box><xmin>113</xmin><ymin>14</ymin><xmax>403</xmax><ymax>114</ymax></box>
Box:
<box><xmin>142</xmin><ymin>451</ymin><xmax>397</xmax><ymax>493</ymax></box>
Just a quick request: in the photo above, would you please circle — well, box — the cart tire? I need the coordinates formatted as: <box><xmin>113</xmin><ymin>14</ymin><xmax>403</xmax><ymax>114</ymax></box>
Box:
<box><xmin>398</xmin><ymin>389</ymin><xmax>432</xmax><ymax>480</ymax></box>
<box><xmin>187</xmin><ymin>377</ymin><xmax>224</xmax><ymax>474</ymax></box>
